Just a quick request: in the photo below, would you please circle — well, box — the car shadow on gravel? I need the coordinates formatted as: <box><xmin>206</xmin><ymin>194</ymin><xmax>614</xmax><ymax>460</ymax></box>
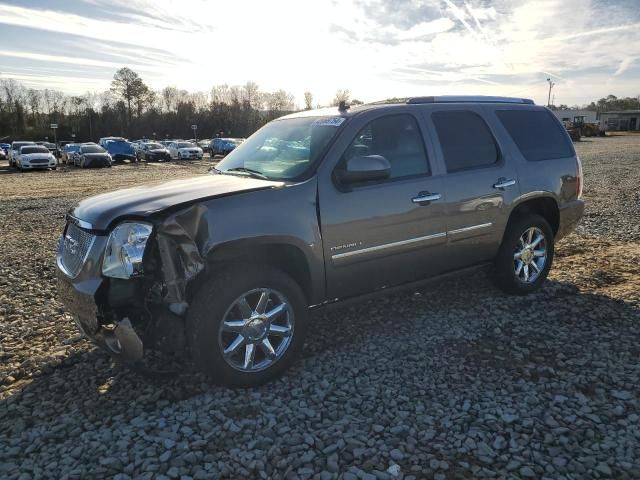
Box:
<box><xmin>2</xmin><ymin>278</ymin><xmax>638</xmax><ymax>427</ymax></box>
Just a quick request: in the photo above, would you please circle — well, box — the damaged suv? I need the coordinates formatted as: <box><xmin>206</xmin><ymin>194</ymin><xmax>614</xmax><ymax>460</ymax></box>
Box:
<box><xmin>57</xmin><ymin>96</ymin><xmax>584</xmax><ymax>386</ymax></box>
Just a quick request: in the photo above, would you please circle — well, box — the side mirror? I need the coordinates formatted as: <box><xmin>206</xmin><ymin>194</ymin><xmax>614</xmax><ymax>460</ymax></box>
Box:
<box><xmin>338</xmin><ymin>155</ymin><xmax>391</xmax><ymax>184</ymax></box>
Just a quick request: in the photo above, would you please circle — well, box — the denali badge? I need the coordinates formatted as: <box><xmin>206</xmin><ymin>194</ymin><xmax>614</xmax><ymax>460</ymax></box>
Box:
<box><xmin>330</xmin><ymin>241</ymin><xmax>362</xmax><ymax>252</ymax></box>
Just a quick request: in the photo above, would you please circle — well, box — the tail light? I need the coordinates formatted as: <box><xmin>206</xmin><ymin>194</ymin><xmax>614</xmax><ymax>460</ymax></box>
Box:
<box><xmin>576</xmin><ymin>155</ymin><xmax>583</xmax><ymax>199</ymax></box>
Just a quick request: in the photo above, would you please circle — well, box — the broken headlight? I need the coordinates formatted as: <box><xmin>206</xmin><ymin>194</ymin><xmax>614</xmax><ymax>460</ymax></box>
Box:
<box><xmin>102</xmin><ymin>222</ymin><xmax>153</xmax><ymax>279</ymax></box>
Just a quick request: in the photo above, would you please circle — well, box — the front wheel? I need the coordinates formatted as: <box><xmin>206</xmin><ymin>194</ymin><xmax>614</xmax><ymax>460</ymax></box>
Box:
<box><xmin>187</xmin><ymin>265</ymin><xmax>307</xmax><ymax>387</ymax></box>
<box><xmin>493</xmin><ymin>214</ymin><xmax>554</xmax><ymax>295</ymax></box>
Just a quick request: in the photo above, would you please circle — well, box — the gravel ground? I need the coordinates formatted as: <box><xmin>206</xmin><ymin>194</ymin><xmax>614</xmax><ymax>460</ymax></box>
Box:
<box><xmin>0</xmin><ymin>137</ymin><xmax>639</xmax><ymax>480</ymax></box>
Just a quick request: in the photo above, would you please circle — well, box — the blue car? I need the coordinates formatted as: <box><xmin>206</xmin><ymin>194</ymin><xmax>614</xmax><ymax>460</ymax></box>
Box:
<box><xmin>209</xmin><ymin>138</ymin><xmax>244</xmax><ymax>156</ymax></box>
<box><xmin>99</xmin><ymin>137</ymin><xmax>136</xmax><ymax>162</ymax></box>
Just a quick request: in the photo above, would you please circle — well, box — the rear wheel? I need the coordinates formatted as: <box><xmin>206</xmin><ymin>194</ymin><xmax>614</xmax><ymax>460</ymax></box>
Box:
<box><xmin>187</xmin><ymin>265</ymin><xmax>307</xmax><ymax>387</ymax></box>
<box><xmin>493</xmin><ymin>214</ymin><xmax>554</xmax><ymax>295</ymax></box>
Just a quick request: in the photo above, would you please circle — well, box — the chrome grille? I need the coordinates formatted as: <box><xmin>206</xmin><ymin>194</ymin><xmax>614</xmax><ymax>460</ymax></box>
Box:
<box><xmin>60</xmin><ymin>222</ymin><xmax>96</xmax><ymax>277</ymax></box>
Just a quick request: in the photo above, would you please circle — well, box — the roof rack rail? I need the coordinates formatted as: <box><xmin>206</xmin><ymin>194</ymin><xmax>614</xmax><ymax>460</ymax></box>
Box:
<box><xmin>406</xmin><ymin>96</ymin><xmax>534</xmax><ymax>105</ymax></box>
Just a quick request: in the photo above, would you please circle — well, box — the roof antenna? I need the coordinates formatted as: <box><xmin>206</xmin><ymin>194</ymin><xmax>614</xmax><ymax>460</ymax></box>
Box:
<box><xmin>338</xmin><ymin>100</ymin><xmax>350</xmax><ymax>112</ymax></box>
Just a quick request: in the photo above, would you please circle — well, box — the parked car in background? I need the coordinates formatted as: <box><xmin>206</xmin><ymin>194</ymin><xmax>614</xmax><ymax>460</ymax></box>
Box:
<box><xmin>167</xmin><ymin>141</ymin><xmax>203</xmax><ymax>160</ymax></box>
<box><xmin>0</xmin><ymin>143</ymin><xmax>9</xmax><ymax>159</ymax></box>
<box><xmin>36</xmin><ymin>141</ymin><xmax>59</xmax><ymax>157</ymax></box>
<box><xmin>198</xmin><ymin>139</ymin><xmax>211</xmax><ymax>153</ymax></box>
<box><xmin>136</xmin><ymin>142</ymin><xmax>172</xmax><ymax>162</ymax></box>
<box><xmin>61</xmin><ymin>143</ymin><xmax>81</xmax><ymax>164</ymax></box>
<box><xmin>8</xmin><ymin>141</ymin><xmax>36</xmax><ymax>167</ymax></box>
<box><xmin>56</xmin><ymin>96</ymin><xmax>584</xmax><ymax>386</ymax></box>
<box><xmin>102</xmin><ymin>138</ymin><xmax>136</xmax><ymax>162</ymax></box>
<box><xmin>131</xmin><ymin>140</ymin><xmax>149</xmax><ymax>152</ymax></box>
<box><xmin>209</xmin><ymin>137</ymin><xmax>244</xmax><ymax>156</ymax></box>
<box><xmin>98</xmin><ymin>136</ymin><xmax>126</xmax><ymax>148</ymax></box>
<box><xmin>75</xmin><ymin>144</ymin><xmax>112</xmax><ymax>168</ymax></box>
<box><xmin>15</xmin><ymin>145</ymin><xmax>57</xmax><ymax>171</ymax></box>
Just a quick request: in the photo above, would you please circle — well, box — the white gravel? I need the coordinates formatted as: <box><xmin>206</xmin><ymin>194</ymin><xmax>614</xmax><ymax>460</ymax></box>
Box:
<box><xmin>1</xmin><ymin>138</ymin><xmax>639</xmax><ymax>479</ymax></box>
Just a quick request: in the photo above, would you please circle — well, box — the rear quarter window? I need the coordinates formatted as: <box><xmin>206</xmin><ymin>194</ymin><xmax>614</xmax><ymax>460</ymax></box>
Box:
<box><xmin>496</xmin><ymin>109</ymin><xmax>574</xmax><ymax>161</ymax></box>
<box><xmin>432</xmin><ymin>110</ymin><xmax>499</xmax><ymax>172</ymax></box>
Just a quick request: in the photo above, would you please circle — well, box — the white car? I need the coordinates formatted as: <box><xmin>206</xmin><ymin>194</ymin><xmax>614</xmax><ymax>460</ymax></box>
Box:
<box><xmin>167</xmin><ymin>141</ymin><xmax>203</xmax><ymax>160</ymax></box>
<box><xmin>8</xmin><ymin>141</ymin><xmax>36</xmax><ymax>167</ymax></box>
<box><xmin>15</xmin><ymin>145</ymin><xmax>57</xmax><ymax>171</ymax></box>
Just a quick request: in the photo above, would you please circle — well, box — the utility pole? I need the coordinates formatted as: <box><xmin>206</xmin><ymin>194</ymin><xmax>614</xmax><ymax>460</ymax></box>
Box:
<box><xmin>88</xmin><ymin>109</ymin><xmax>92</xmax><ymax>141</ymax></box>
<box><xmin>547</xmin><ymin>78</ymin><xmax>555</xmax><ymax>107</ymax></box>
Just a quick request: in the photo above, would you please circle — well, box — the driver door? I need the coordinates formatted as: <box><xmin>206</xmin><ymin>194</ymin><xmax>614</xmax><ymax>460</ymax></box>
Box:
<box><xmin>318</xmin><ymin>111</ymin><xmax>450</xmax><ymax>300</ymax></box>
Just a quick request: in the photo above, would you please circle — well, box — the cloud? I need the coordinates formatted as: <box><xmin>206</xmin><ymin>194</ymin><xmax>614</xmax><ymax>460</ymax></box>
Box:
<box><xmin>0</xmin><ymin>0</ymin><xmax>639</xmax><ymax>106</ymax></box>
<box><xmin>614</xmin><ymin>57</ymin><xmax>635</xmax><ymax>76</ymax></box>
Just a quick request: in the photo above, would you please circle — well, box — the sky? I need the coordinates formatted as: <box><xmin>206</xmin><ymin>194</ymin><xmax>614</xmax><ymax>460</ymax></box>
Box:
<box><xmin>0</xmin><ymin>0</ymin><xmax>639</xmax><ymax>107</ymax></box>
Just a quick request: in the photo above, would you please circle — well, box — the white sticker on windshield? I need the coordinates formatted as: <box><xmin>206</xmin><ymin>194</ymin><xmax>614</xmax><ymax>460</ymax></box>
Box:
<box><xmin>312</xmin><ymin>117</ymin><xmax>346</xmax><ymax>127</ymax></box>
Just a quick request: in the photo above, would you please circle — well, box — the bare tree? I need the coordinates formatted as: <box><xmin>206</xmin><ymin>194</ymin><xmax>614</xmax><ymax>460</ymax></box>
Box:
<box><xmin>110</xmin><ymin>67</ymin><xmax>149</xmax><ymax>122</ymax></box>
<box><xmin>242</xmin><ymin>81</ymin><xmax>260</xmax><ymax>108</ymax></box>
<box><xmin>266</xmin><ymin>90</ymin><xmax>295</xmax><ymax>112</ymax></box>
<box><xmin>161</xmin><ymin>86</ymin><xmax>179</xmax><ymax>112</ymax></box>
<box><xmin>332</xmin><ymin>89</ymin><xmax>351</xmax><ymax>106</ymax></box>
<box><xmin>211</xmin><ymin>84</ymin><xmax>231</xmax><ymax>105</ymax></box>
<box><xmin>304</xmin><ymin>91</ymin><xmax>313</xmax><ymax>110</ymax></box>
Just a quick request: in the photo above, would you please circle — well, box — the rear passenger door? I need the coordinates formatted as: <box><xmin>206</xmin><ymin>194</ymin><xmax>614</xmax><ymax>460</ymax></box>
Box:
<box><xmin>425</xmin><ymin>106</ymin><xmax>521</xmax><ymax>268</ymax></box>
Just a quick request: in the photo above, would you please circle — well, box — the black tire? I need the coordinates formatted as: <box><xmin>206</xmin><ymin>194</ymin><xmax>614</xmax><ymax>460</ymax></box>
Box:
<box><xmin>493</xmin><ymin>213</ymin><xmax>554</xmax><ymax>295</ymax></box>
<box><xmin>187</xmin><ymin>265</ymin><xmax>308</xmax><ymax>387</ymax></box>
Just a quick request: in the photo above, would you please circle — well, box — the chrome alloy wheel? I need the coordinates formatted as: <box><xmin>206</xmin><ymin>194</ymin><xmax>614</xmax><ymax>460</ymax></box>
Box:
<box><xmin>513</xmin><ymin>227</ymin><xmax>547</xmax><ymax>283</ymax></box>
<box><xmin>218</xmin><ymin>288</ymin><xmax>294</xmax><ymax>372</ymax></box>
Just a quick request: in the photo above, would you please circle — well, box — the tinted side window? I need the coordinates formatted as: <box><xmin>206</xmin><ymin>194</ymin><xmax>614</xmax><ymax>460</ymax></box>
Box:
<box><xmin>496</xmin><ymin>109</ymin><xmax>574</xmax><ymax>161</ymax></box>
<box><xmin>342</xmin><ymin>114</ymin><xmax>429</xmax><ymax>180</ymax></box>
<box><xmin>432</xmin><ymin>111</ymin><xmax>499</xmax><ymax>172</ymax></box>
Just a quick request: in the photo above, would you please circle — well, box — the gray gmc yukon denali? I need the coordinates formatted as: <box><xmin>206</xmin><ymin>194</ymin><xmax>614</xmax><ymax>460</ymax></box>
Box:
<box><xmin>57</xmin><ymin>96</ymin><xmax>584</xmax><ymax>386</ymax></box>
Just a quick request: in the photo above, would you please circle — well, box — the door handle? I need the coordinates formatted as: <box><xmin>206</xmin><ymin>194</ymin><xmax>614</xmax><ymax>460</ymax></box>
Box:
<box><xmin>493</xmin><ymin>178</ymin><xmax>516</xmax><ymax>190</ymax></box>
<box><xmin>412</xmin><ymin>192</ymin><xmax>441</xmax><ymax>204</ymax></box>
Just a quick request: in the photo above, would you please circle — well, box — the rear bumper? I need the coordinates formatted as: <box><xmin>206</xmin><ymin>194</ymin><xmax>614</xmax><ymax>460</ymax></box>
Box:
<box><xmin>557</xmin><ymin>199</ymin><xmax>585</xmax><ymax>240</ymax></box>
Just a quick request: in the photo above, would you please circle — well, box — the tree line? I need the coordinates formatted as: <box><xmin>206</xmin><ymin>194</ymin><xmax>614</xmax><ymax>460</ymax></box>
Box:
<box><xmin>3</xmin><ymin>67</ymin><xmax>636</xmax><ymax>142</ymax></box>
<box><xmin>0</xmin><ymin>67</ymin><xmax>357</xmax><ymax>142</ymax></box>
<box><xmin>549</xmin><ymin>94</ymin><xmax>640</xmax><ymax>112</ymax></box>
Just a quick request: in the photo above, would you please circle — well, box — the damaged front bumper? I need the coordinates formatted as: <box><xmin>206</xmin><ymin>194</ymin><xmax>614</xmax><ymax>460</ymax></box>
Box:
<box><xmin>56</xmin><ymin>234</ymin><xmax>146</xmax><ymax>364</ymax></box>
<box><xmin>56</xmin><ymin>209</ymin><xmax>209</xmax><ymax>364</ymax></box>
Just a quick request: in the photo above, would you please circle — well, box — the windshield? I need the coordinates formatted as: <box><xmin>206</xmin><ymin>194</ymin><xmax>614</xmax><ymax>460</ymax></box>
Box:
<box><xmin>81</xmin><ymin>145</ymin><xmax>106</xmax><ymax>154</ymax></box>
<box><xmin>66</xmin><ymin>144</ymin><xmax>80</xmax><ymax>152</ymax></box>
<box><xmin>21</xmin><ymin>146</ymin><xmax>49</xmax><ymax>154</ymax></box>
<box><xmin>217</xmin><ymin>116</ymin><xmax>344</xmax><ymax>180</ymax></box>
<box><xmin>145</xmin><ymin>143</ymin><xmax>163</xmax><ymax>149</ymax></box>
<box><xmin>13</xmin><ymin>142</ymin><xmax>34</xmax><ymax>150</ymax></box>
<box><xmin>176</xmin><ymin>142</ymin><xmax>195</xmax><ymax>148</ymax></box>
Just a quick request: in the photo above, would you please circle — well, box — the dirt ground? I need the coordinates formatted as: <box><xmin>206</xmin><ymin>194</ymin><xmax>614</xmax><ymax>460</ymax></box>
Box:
<box><xmin>0</xmin><ymin>136</ymin><xmax>639</xmax><ymax>479</ymax></box>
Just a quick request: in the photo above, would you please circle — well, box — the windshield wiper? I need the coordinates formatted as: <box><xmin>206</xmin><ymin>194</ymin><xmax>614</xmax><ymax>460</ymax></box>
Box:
<box><xmin>224</xmin><ymin>167</ymin><xmax>269</xmax><ymax>180</ymax></box>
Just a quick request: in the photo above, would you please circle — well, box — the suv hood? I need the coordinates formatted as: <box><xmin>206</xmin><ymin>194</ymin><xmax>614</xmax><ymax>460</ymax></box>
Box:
<box><xmin>70</xmin><ymin>174</ymin><xmax>282</xmax><ymax>230</ymax></box>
